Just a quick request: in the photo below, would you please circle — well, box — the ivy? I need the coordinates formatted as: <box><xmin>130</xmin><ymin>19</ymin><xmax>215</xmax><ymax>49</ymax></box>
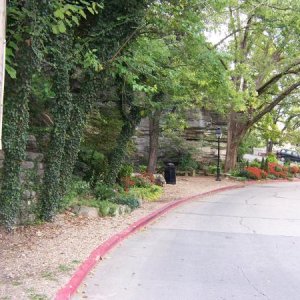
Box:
<box><xmin>0</xmin><ymin>0</ymin><xmax>43</xmax><ymax>230</ymax></box>
<box><xmin>40</xmin><ymin>34</ymin><xmax>73</xmax><ymax>221</ymax></box>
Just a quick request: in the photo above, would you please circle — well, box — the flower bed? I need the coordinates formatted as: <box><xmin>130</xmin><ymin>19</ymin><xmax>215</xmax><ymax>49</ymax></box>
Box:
<box><xmin>244</xmin><ymin>166</ymin><xmax>268</xmax><ymax>180</ymax></box>
<box><xmin>268</xmin><ymin>162</ymin><xmax>288</xmax><ymax>178</ymax></box>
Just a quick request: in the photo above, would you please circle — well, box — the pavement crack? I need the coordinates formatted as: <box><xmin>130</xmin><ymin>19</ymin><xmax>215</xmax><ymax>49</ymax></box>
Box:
<box><xmin>239</xmin><ymin>218</ymin><xmax>256</xmax><ymax>234</ymax></box>
<box><xmin>239</xmin><ymin>266</ymin><xmax>270</xmax><ymax>299</ymax></box>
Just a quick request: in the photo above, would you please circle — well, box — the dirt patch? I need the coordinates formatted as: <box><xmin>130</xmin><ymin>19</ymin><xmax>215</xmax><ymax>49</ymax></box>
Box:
<box><xmin>0</xmin><ymin>176</ymin><xmax>242</xmax><ymax>300</ymax></box>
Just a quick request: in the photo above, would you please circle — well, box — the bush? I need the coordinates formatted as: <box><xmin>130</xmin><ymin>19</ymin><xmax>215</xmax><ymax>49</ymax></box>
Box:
<box><xmin>93</xmin><ymin>182</ymin><xmax>116</xmax><ymax>200</ymax></box>
<box><xmin>131</xmin><ymin>175</ymin><xmax>152</xmax><ymax>188</ymax></box>
<box><xmin>249</xmin><ymin>159</ymin><xmax>260</xmax><ymax>168</ymax></box>
<box><xmin>208</xmin><ymin>165</ymin><xmax>218</xmax><ymax>174</ymax></box>
<box><xmin>267</xmin><ymin>153</ymin><xmax>278</xmax><ymax>163</ymax></box>
<box><xmin>128</xmin><ymin>185</ymin><xmax>163</xmax><ymax>202</ymax></box>
<box><xmin>244</xmin><ymin>167</ymin><xmax>267</xmax><ymax>180</ymax></box>
<box><xmin>268</xmin><ymin>162</ymin><xmax>287</xmax><ymax>178</ymax></box>
<box><xmin>98</xmin><ymin>200</ymin><xmax>119</xmax><ymax>217</ymax></box>
<box><xmin>113</xmin><ymin>195</ymin><xmax>140</xmax><ymax>210</ymax></box>
<box><xmin>178</xmin><ymin>153</ymin><xmax>198</xmax><ymax>171</ymax></box>
<box><xmin>290</xmin><ymin>165</ymin><xmax>299</xmax><ymax>174</ymax></box>
<box><xmin>60</xmin><ymin>178</ymin><xmax>91</xmax><ymax>209</ymax></box>
<box><xmin>118</xmin><ymin>164</ymin><xmax>134</xmax><ymax>178</ymax></box>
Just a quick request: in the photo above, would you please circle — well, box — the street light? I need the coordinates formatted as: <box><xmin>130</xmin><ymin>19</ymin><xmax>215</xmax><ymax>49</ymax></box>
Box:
<box><xmin>215</xmin><ymin>127</ymin><xmax>222</xmax><ymax>181</ymax></box>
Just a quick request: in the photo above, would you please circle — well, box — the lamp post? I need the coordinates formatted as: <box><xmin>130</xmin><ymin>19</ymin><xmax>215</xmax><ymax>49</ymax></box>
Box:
<box><xmin>215</xmin><ymin>127</ymin><xmax>222</xmax><ymax>181</ymax></box>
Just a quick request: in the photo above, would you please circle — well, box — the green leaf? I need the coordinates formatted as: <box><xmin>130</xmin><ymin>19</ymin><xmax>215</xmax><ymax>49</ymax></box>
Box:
<box><xmin>87</xmin><ymin>7</ymin><xmax>95</xmax><ymax>15</ymax></box>
<box><xmin>72</xmin><ymin>16</ymin><xmax>80</xmax><ymax>26</ymax></box>
<box><xmin>54</xmin><ymin>9</ymin><xmax>65</xmax><ymax>20</ymax></box>
<box><xmin>52</xmin><ymin>25</ymin><xmax>59</xmax><ymax>34</ymax></box>
<box><xmin>58</xmin><ymin>21</ymin><xmax>67</xmax><ymax>33</ymax></box>
<box><xmin>6</xmin><ymin>64</ymin><xmax>16</xmax><ymax>79</ymax></box>
<box><xmin>78</xmin><ymin>9</ymin><xmax>87</xmax><ymax>19</ymax></box>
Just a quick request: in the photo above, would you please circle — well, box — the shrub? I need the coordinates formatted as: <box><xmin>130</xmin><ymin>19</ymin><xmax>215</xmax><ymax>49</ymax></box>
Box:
<box><xmin>131</xmin><ymin>175</ymin><xmax>152</xmax><ymax>188</ymax></box>
<box><xmin>178</xmin><ymin>153</ymin><xmax>198</xmax><ymax>171</ymax></box>
<box><xmin>98</xmin><ymin>200</ymin><xmax>119</xmax><ymax>217</ymax></box>
<box><xmin>93</xmin><ymin>182</ymin><xmax>116</xmax><ymax>200</ymax></box>
<box><xmin>290</xmin><ymin>165</ymin><xmax>299</xmax><ymax>174</ymax></box>
<box><xmin>249</xmin><ymin>160</ymin><xmax>260</xmax><ymax>168</ymax></box>
<box><xmin>118</xmin><ymin>164</ymin><xmax>134</xmax><ymax>178</ymax></box>
<box><xmin>207</xmin><ymin>165</ymin><xmax>217</xmax><ymax>174</ymax></box>
<box><xmin>267</xmin><ymin>153</ymin><xmax>278</xmax><ymax>163</ymax></box>
<box><xmin>120</xmin><ymin>176</ymin><xmax>136</xmax><ymax>191</ymax></box>
<box><xmin>128</xmin><ymin>185</ymin><xmax>163</xmax><ymax>202</ymax></box>
<box><xmin>113</xmin><ymin>195</ymin><xmax>140</xmax><ymax>210</ymax></box>
<box><xmin>244</xmin><ymin>167</ymin><xmax>267</xmax><ymax>180</ymax></box>
<box><xmin>268</xmin><ymin>162</ymin><xmax>287</xmax><ymax>178</ymax></box>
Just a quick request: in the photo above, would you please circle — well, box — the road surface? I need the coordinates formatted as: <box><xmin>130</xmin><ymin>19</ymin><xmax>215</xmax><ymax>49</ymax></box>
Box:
<box><xmin>73</xmin><ymin>182</ymin><xmax>300</xmax><ymax>300</ymax></box>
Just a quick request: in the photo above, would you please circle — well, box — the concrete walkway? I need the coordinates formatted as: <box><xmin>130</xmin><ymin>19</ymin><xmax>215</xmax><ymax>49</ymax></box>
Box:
<box><xmin>73</xmin><ymin>182</ymin><xmax>300</xmax><ymax>300</ymax></box>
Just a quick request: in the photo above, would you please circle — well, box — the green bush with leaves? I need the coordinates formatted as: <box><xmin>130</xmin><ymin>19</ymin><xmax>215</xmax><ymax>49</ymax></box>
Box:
<box><xmin>93</xmin><ymin>182</ymin><xmax>116</xmax><ymax>201</ymax></box>
<box><xmin>118</xmin><ymin>164</ymin><xmax>134</xmax><ymax>179</ymax></box>
<box><xmin>178</xmin><ymin>153</ymin><xmax>198</xmax><ymax>171</ymax></box>
<box><xmin>98</xmin><ymin>201</ymin><xmax>119</xmax><ymax>217</ymax></box>
<box><xmin>112</xmin><ymin>195</ymin><xmax>140</xmax><ymax>210</ymax></box>
<box><xmin>267</xmin><ymin>153</ymin><xmax>278</xmax><ymax>163</ymax></box>
<box><xmin>129</xmin><ymin>185</ymin><xmax>162</xmax><ymax>202</ymax></box>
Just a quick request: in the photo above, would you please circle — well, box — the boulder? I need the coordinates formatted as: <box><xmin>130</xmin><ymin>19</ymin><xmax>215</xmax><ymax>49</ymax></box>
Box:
<box><xmin>73</xmin><ymin>206</ymin><xmax>99</xmax><ymax>218</ymax></box>
<box><xmin>154</xmin><ymin>174</ymin><xmax>166</xmax><ymax>187</ymax></box>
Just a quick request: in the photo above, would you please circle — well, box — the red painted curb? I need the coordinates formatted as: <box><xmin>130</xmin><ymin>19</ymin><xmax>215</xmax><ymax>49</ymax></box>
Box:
<box><xmin>55</xmin><ymin>179</ymin><xmax>299</xmax><ymax>300</ymax></box>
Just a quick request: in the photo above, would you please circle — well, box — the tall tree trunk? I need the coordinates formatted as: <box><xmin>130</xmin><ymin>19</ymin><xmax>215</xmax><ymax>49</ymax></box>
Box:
<box><xmin>40</xmin><ymin>35</ymin><xmax>73</xmax><ymax>221</ymax></box>
<box><xmin>224</xmin><ymin>112</ymin><xmax>248</xmax><ymax>172</ymax></box>
<box><xmin>58</xmin><ymin>82</ymin><xmax>95</xmax><ymax>199</ymax></box>
<box><xmin>105</xmin><ymin>105</ymin><xmax>141</xmax><ymax>186</ymax></box>
<box><xmin>266</xmin><ymin>140</ymin><xmax>273</xmax><ymax>154</ymax></box>
<box><xmin>147</xmin><ymin>109</ymin><xmax>161</xmax><ymax>174</ymax></box>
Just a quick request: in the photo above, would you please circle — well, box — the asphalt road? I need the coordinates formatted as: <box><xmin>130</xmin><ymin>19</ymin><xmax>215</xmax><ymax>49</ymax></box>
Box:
<box><xmin>73</xmin><ymin>182</ymin><xmax>300</xmax><ymax>300</ymax></box>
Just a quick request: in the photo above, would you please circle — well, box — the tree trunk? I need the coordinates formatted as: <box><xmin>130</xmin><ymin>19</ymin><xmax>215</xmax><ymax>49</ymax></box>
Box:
<box><xmin>40</xmin><ymin>35</ymin><xmax>73</xmax><ymax>221</ymax></box>
<box><xmin>105</xmin><ymin>105</ymin><xmax>141</xmax><ymax>186</ymax></box>
<box><xmin>224</xmin><ymin>112</ymin><xmax>248</xmax><ymax>172</ymax></box>
<box><xmin>147</xmin><ymin>109</ymin><xmax>161</xmax><ymax>174</ymax></box>
<box><xmin>266</xmin><ymin>140</ymin><xmax>273</xmax><ymax>154</ymax></box>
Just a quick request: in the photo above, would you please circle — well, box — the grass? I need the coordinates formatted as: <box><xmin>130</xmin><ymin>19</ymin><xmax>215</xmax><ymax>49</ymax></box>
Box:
<box><xmin>41</xmin><ymin>270</ymin><xmax>57</xmax><ymax>282</ymax></box>
<box><xmin>26</xmin><ymin>288</ymin><xmax>49</xmax><ymax>300</ymax></box>
<box><xmin>58</xmin><ymin>264</ymin><xmax>73</xmax><ymax>273</ymax></box>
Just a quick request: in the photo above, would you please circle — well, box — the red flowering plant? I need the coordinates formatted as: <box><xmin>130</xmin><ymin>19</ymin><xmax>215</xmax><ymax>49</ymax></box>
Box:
<box><xmin>289</xmin><ymin>165</ymin><xmax>300</xmax><ymax>174</ymax></box>
<box><xmin>244</xmin><ymin>167</ymin><xmax>267</xmax><ymax>180</ymax></box>
<box><xmin>120</xmin><ymin>176</ymin><xmax>136</xmax><ymax>192</ymax></box>
<box><xmin>268</xmin><ymin>162</ymin><xmax>288</xmax><ymax>178</ymax></box>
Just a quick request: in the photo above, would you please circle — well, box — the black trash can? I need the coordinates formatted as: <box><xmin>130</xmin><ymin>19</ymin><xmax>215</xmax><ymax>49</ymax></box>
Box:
<box><xmin>164</xmin><ymin>163</ymin><xmax>176</xmax><ymax>184</ymax></box>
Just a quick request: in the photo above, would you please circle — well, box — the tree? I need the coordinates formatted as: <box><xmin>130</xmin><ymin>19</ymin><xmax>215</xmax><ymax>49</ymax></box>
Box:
<box><xmin>113</xmin><ymin>0</ymin><xmax>229</xmax><ymax>173</ymax></box>
<box><xmin>212</xmin><ymin>0</ymin><xmax>300</xmax><ymax>171</ymax></box>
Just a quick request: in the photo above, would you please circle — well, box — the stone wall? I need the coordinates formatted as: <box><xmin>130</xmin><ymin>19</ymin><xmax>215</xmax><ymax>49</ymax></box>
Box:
<box><xmin>0</xmin><ymin>135</ymin><xmax>45</xmax><ymax>224</ymax></box>
<box><xmin>134</xmin><ymin>109</ymin><xmax>227</xmax><ymax>165</ymax></box>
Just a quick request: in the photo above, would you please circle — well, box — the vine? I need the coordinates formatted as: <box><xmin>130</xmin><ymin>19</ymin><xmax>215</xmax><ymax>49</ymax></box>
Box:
<box><xmin>0</xmin><ymin>1</ymin><xmax>44</xmax><ymax>230</ymax></box>
<box><xmin>105</xmin><ymin>87</ymin><xmax>142</xmax><ymax>186</ymax></box>
<box><xmin>40</xmin><ymin>34</ymin><xmax>73</xmax><ymax>221</ymax></box>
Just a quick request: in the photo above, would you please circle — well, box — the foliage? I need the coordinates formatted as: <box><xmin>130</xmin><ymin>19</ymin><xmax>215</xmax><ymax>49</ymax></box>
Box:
<box><xmin>112</xmin><ymin>195</ymin><xmax>140</xmax><ymax>210</ymax></box>
<box><xmin>249</xmin><ymin>160</ymin><xmax>261</xmax><ymax>168</ymax></box>
<box><xmin>268</xmin><ymin>163</ymin><xmax>288</xmax><ymax>178</ymax></box>
<box><xmin>98</xmin><ymin>200</ymin><xmax>119</xmax><ymax>217</ymax></box>
<box><xmin>244</xmin><ymin>167</ymin><xmax>267</xmax><ymax>180</ymax></box>
<box><xmin>128</xmin><ymin>185</ymin><xmax>163</xmax><ymax>202</ymax></box>
<box><xmin>267</xmin><ymin>153</ymin><xmax>278</xmax><ymax>163</ymax></box>
<box><xmin>93</xmin><ymin>182</ymin><xmax>116</xmax><ymax>201</ymax></box>
<box><xmin>178</xmin><ymin>153</ymin><xmax>199</xmax><ymax>171</ymax></box>
<box><xmin>118</xmin><ymin>164</ymin><xmax>134</xmax><ymax>179</ymax></box>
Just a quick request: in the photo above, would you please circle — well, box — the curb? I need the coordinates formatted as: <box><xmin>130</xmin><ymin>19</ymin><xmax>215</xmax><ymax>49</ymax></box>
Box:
<box><xmin>55</xmin><ymin>179</ymin><xmax>298</xmax><ymax>300</ymax></box>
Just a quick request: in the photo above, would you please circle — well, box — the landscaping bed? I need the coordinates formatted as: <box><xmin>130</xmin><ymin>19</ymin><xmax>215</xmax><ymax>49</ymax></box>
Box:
<box><xmin>0</xmin><ymin>176</ymin><xmax>241</xmax><ymax>300</ymax></box>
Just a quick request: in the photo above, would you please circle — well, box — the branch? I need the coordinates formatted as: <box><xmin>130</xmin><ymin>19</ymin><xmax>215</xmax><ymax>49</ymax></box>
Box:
<box><xmin>250</xmin><ymin>81</ymin><xmax>300</xmax><ymax>127</ymax></box>
<box><xmin>256</xmin><ymin>60</ymin><xmax>300</xmax><ymax>95</ymax></box>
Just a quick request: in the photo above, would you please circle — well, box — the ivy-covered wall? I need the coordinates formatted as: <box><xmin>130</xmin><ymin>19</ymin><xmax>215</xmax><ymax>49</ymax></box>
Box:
<box><xmin>0</xmin><ymin>136</ymin><xmax>44</xmax><ymax>225</ymax></box>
